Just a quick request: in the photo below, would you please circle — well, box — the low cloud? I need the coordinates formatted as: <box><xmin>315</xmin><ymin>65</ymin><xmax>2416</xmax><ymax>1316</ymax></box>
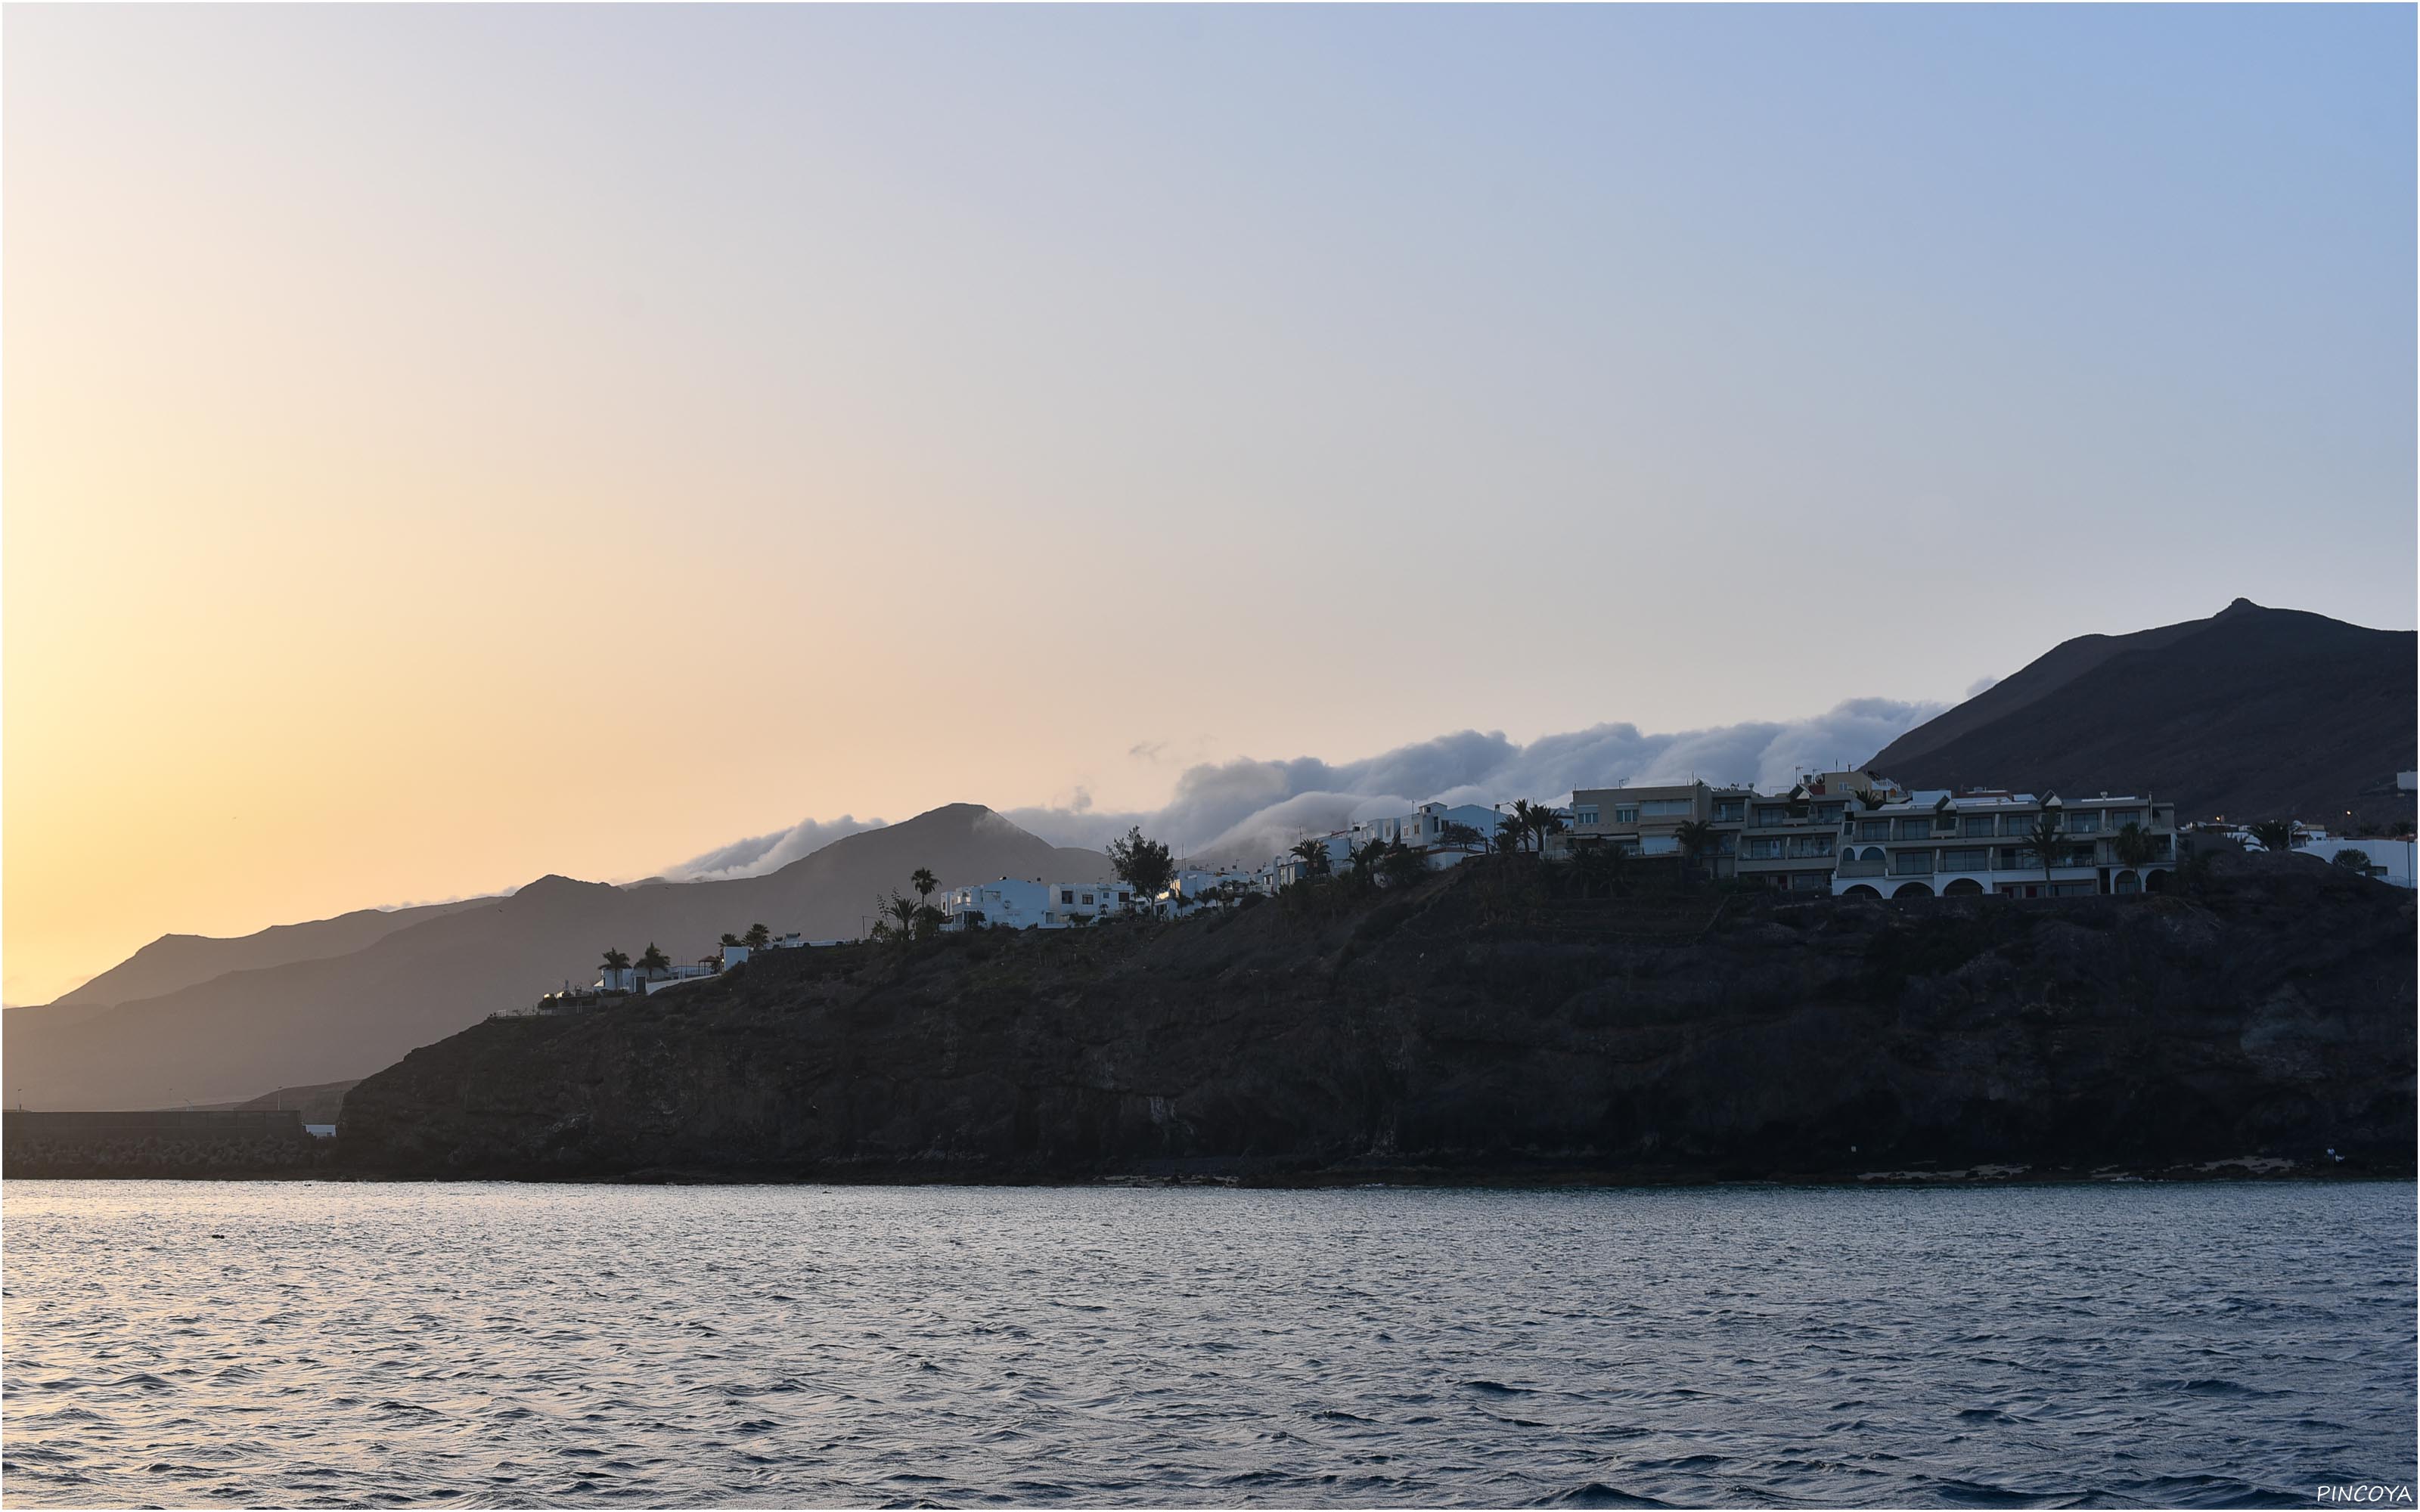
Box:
<box><xmin>1966</xmin><ymin>675</ymin><xmax>2001</xmax><ymax>698</ymax></box>
<box><xmin>1004</xmin><ymin>697</ymin><xmax>1945</xmax><ymax>863</ymax></box>
<box><xmin>660</xmin><ymin>814</ymin><xmax>889</xmax><ymax>881</ymax></box>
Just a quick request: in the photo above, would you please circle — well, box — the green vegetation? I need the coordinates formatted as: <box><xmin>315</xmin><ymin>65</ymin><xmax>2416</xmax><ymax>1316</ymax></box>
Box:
<box><xmin>2248</xmin><ymin>819</ymin><xmax>2297</xmax><ymax>854</ymax></box>
<box><xmin>1674</xmin><ymin>819</ymin><xmax>1720</xmax><ymax>883</ymax></box>
<box><xmin>2111</xmin><ymin>822</ymin><xmax>2160</xmax><ymax>868</ymax></box>
<box><xmin>1107</xmin><ymin>826</ymin><xmax>1176</xmax><ymax>903</ymax></box>
<box><xmin>2022</xmin><ymin>814</ymin><xmax>2065</xmax><ymax>889</ymax></box>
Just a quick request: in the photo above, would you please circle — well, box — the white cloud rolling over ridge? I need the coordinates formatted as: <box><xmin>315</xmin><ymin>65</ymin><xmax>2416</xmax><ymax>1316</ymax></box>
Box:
<box><xmin>664</xmin><ymin>698</ymin><xmax>1942</xmax><ymax>881</ymax></box>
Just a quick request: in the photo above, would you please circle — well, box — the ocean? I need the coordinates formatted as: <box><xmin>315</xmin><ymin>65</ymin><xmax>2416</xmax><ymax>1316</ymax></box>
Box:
<box><xmin>3</xmin><ymin>1180</ymin><xmax>2411</xmax><ymax>1507</ymax></box>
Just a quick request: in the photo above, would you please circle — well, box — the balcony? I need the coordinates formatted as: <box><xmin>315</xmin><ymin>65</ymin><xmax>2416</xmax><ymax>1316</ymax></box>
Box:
<box><xmin>1837</xmin><ymin>856</ymin><xmax>1887</xmax><ymax>878</ymax></box>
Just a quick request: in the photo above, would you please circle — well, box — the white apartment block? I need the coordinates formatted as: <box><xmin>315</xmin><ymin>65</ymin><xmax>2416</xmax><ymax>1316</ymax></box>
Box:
<box><xmin>1832</xmin><ymin>791</ymin><xmax>2178</xmax><ymax>899</ymax></box>
<box><xmin>942</xmin><ymin>878</ymin><xmax>1138</xmax><ymax>931</ymax></box>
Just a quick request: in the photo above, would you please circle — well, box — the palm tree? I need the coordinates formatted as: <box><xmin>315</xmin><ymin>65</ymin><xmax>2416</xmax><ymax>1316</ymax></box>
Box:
<box><xmin>911</xmin><ymin>868</ymin><xmax>938</xmax><ymax>902</ymax></box>
<box><xmin>1673</xmin><ymin>819</ymin><xmax>1720</xmax><ymax>884</ymax></box>
<box><xmin>2111</xmin><ymin>822</ymin><xmax>2159</xmax><ymax>869</ymax></box>
<box><xmin>1438</xmin><ymin>820</ymin><xmax>1485</xmax><ymax>853</ymax></box>
<box><xmin>637</xmin><ymin>943</ymin><xmax>670</xmax><ymax>978</ymax></box>
<box><xmin>744</xmin><ymin>922</ymin><xmax>771</xmax><ymax>950</ymax></box>
<box><xmin>881</xmin><ymin>891</ymin><xmax>920</xmax><ymax>942</ymax></box>
<box><xmin>1289</xmin><ymin>838</ymin><xmax>1333</xmax><ymax>878</ymax></box>
<box><xmin>600</xmin><ymin>947</ymin><xmax>631</xmax><ymax>974</ymax></box>
<box><xmin>1500</xmin><ymin>799</ymin><xmax>1564</xmax><ymax>855</ymax></box>
<box><xmin>2022</xmin><ymin>815</ymin><xmax>2065</xmax><ymax>893</ymax></box>
<box><xmin>1336</xmin><ymin>840</ymin><xmax>1391</xmax><ymax>894</ymax></box>
<box><xmin>2248</xmin><ymin>819</ymin><xmax>2297</xmax><ymax>854</ymax></box>
<box><xmin>719</xmin><ymin>933</ymin><xmax>742</xmax><ymax>948</ymax></box>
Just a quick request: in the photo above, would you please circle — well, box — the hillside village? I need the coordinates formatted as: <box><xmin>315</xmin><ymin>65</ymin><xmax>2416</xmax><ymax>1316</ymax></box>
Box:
<box><xmin>547</xmin><ymin>767</ymin><xmax>2418</xmax><ymax>1008</ymax></box>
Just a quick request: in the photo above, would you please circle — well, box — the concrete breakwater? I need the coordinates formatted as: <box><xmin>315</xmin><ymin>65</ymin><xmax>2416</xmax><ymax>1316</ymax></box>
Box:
<box><xmin>4</xmin><ymin>1108</ymin><xmax>327</xmax><ymax>1179</ymax></box>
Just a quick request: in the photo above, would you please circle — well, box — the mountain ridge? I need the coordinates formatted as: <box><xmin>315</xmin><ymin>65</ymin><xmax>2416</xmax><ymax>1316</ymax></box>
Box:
<box><xmin>1869</xmin><ymin>600</ymin><xmax>2414</xmax><ymax>823</ymax></box>
<box><xmin>5</xmin><ymin>804</ymin><xmax>1112</xmax><ymax>1109</ymax></box>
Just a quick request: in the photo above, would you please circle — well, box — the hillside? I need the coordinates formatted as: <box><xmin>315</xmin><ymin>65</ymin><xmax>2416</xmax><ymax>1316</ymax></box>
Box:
<box><xmin>1870</xmin><ymin>600</ymin><xmax>2415</xmax><ymax>824</ymax></box>
<box><xmin>5</xmin><ymin>804</ymin><xmax>1111</xmax><ymax>1110</ymax></box>
<box><xmin>337</xmin><ymin>852</ymin><xmax>2415</xmax><ymax>1184</ymax></box>
<box><xmin>46</xmin><ymin>898</ymin><xmax>498</xmax><ymax>1012</ymax></box>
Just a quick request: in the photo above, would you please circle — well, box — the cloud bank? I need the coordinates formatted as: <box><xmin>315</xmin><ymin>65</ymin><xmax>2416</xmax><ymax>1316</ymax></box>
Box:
<box><xmin>1004</xmin><ymin>697</ymin><xmax>1945</xmax><ymax>863</ymax></box>
<box><xmin>661</xmin><ymin>814</ymin><xmax>889</xmax><ymax>882</ymax></box>
<box><xmin>656</xmin><ymin>697</ymin><xmax>1944</xmax><ymax>881</ymax></box>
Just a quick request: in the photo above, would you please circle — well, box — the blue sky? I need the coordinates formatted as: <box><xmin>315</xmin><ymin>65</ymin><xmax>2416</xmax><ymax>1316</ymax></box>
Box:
<box><xmin>8</xmin><ymin>4</ymin><xmax>2413</xmax><ymax>995</ymax></box>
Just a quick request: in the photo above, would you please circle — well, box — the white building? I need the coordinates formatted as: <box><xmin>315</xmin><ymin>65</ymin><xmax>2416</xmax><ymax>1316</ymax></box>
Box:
<box><xmin>1832</xmin><ymin>791</ymin><xmax>2178</xmax><ymax>900</ymax></box>
<box><xmin>942</xmin><ymin>878</ymin><xmax>1137</xmax><ymax>931</ymax></box>
<box><xmin>1348</xmin><ymin>802</ymin><xmax>1503</xmax><ymax>865</ymax></box>
<box><xmin>2294</xmin><ymin>838</ymin><xmax>2417</xmax><ymax>888</ymax></box>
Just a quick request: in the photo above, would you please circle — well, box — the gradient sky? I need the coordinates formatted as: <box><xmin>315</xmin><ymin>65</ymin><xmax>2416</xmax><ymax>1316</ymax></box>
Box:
<box><xmin>7</xmin><ymin>5</ymin><xmax>2413</xmax><ymax>1004</ymax></box>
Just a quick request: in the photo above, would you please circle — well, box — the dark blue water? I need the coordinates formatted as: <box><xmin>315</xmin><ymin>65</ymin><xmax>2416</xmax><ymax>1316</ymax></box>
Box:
<box><xmin>3</xmin><ymin>1181</ymin><xmax>2411</xmax><ymax>1506</ymax></box>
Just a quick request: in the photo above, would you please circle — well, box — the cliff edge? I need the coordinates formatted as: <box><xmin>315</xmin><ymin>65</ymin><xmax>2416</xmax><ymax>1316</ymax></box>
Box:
<box><xmin>337</xmin><ymin>853</ymin><xmax>2415</xmax><ymax>1183</ymax></box>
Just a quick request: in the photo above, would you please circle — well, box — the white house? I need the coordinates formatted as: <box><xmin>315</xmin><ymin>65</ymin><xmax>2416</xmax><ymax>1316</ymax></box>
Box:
<box><xmin>942</xmin><ymin>878</ymin><xmax>1136</xmax><ymax>931</ymax></box>
<box><xmin>2294</xmin><ymin>838</ymin><xmax>2417</xmax><ymax>888</ymax></box>
<box><xmin>1349</xmin><ymin>801</ymin><xmax>1501</xmax><ymax>862</ymax></box>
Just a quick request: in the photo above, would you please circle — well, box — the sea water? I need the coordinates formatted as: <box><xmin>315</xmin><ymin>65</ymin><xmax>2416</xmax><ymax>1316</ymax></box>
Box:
<box><xmin>3</xmin><ymin>1180</ymin><xmax>2411</xmax><ymax>1506</ymax></box>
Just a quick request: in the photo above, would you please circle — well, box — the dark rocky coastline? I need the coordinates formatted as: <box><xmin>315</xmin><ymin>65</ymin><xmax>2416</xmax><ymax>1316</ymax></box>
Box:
<box><xmin>328</xmin><ymin>851</ymin><xmax>2416</xmax><ymax>1185</ymax></box>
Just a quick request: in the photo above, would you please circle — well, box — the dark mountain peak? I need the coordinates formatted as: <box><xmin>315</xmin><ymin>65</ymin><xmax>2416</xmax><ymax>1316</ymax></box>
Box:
<box><xmin>1869</xmin><ymin>601</ymin><xmax>2413</xmax><ymax>825</ymax></box>
<box><xmin>515</xmin><ymin>874</ymin><xmax>603</xmax><ymax>898</ymax></box>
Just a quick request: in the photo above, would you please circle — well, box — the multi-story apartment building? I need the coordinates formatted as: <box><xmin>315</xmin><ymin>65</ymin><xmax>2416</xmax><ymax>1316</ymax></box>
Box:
<box><xmin>1832</xmin><ymin>790</ymin><xmax>2177</xmax><ymax>899</ymax></box>
<box><xmin>1559</xmin><ymin>781</ymin><xmax>1733</xmax><ymax>866</ymax></box>
<box><xmin>1728</xmin><ymin>770</ymin><xmax>1884</xmax><ymax>893</ymax></box>
<box><xmin>1558</xmin><ymin>770</ymin><xmax>1889</xmax><ymax>891</ymax></box>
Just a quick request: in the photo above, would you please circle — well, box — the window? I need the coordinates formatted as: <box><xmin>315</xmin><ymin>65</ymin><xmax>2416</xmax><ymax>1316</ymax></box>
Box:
<box><xmin>2066</xmin><ymin>813</ymin><xmax>2102</xmax><ymax>834</ymax></box>
<box><xmin>1615</xmin><ymin>807</ymin><xmax>1639</xmax><ymax>826</ymax></box>
<box><xmin>1081</xmin><ymin>894</ymin><xmax>1094</xmax><ymax>905</ymax></box>
<box><xmin>1941</xmin><ymin>848</ymin><xmax>1990</xmax><ymax>872</ymax></box>
<box><xmin>1895</xmin><ymin>851</ymin><xmax>1934</xmax><ymax>875</ymax></box>
<box><xmin>1813</xmin><ymin>802</ymin><xmax>1845</xmax><ymax>822</ymax></box>
<box><xmin>1745</xmin><ymin>838</ymin><xmax>1783</xmax><ymax>860</ymax></box>
<box><xmin>2003</xmin><ymin>814</ymin><xmax>2042</xmax><ymax>836</ymax></box>
<box><xmin>1712</xmin><ymin>799</ymin><xmax>1745</xmax><ymax>823</ymax></box>
<box><xmin>1962</xmin><ymin>816</ymin><xmax>1998</xmax><ymax>838</ymax></box>
<box><xmin>1640</xmin><ymin>835</ymin><xmax>1679</xmax><ymax>855</ymax></box>
<box><xmin>1896</xmin><ymin>818</ymin><xmax>1934</xmax><ymax>840</ymax></box>
<box><xmin>1789</xmin><ymin>871</ymin><xmax>1826</xmax><ymax>892</ymax></box>
<box><xmin>1640</xmin><ymin>798</ymin><xmax>1692</xmax><ymax>817</ymax></box>
<box><xmin>1996</xmin><ymin>847</ymin><xmax>2028</xmax><ymax>870</ymax></box>
<box><xmin>2105</xmin><ymin>809</ymin><xmax>2142</xmax><ymax>829</ymax></box>
<box><xmin>1754</xmin><ymin>806</ymin><xmax>1788</xmax><ymax>826</ymax></box>
<box><xmin>1789</xmin><ymin>835</ymin><xmax>1835</xmax><ymax>858</ymax></box>
<box><xmin>1573</xmin><ymin>807</ymin><xmax>1599</xmax><ymax>826</ymax></box>
<box><xmin>1060</xmin><ymin>890</ymin><xmax>1075</xmax><ymax>904</ymax></box>
<box><xmin>1860</xmin><ymin>820</ymin><xmax>1891</xmax><ymax>841</ymax></box>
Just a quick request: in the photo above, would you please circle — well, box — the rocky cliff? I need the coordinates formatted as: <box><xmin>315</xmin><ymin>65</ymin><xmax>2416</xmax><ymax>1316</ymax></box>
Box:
<box><xmin>337</xmin><ymin>853</ymin><xmax>2415</xmax><ymax>1183</ymax></box>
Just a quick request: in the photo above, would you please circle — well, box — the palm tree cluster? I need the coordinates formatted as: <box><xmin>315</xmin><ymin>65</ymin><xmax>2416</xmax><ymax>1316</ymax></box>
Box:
<box><xmin>1494</xmin><ymin>798</ymin><xmax>1565</xmax><ymax>855</ymax></box>
<box><xmin>871</xmin><ymin>867</ymin><xmax>948</xmax><ymax>946</ymax></box>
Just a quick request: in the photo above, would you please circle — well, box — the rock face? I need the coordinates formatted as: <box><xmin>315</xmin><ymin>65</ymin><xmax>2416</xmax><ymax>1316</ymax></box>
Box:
<box><xmin>337</xmin><ymin>854</ymin><xmax>2415</xmax><ymax>1183</ymax></box>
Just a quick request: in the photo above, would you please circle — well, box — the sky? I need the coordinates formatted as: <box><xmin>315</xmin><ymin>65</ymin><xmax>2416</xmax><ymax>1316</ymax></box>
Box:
<box><xmin>6</xmin><ymin>5</ymin><xmax>2413</xmax><ymax>1005</ymax></box>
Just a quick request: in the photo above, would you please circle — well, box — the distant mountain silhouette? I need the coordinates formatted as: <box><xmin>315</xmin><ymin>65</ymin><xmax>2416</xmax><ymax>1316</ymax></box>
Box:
<box><xmin>1869</xmin><ymin>600</ymin><xmax>2416</xmax><ymax>823</ymax></box>
<box><xmin>6</xmin><ymin>804</ymin><xmax>1111</xmax><ymax>1110</ymax></box>
<box><xmin>48</xmin><ymin>898</ymin><xmax>498</xmax><ymax>1012</ymax></box>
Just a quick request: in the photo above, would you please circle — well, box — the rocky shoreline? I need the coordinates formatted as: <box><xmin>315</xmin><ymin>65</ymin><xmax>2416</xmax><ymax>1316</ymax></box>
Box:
<box><xmin>323</xmin><ymin>850</ymin><xmax>2414</xmax><ymax>1185</ymax></box>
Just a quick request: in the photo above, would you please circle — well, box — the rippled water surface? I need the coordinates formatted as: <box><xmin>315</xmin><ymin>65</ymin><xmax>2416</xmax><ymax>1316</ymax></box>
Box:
<box><xmin>4</xmin><ymin>1181</ymin><xmax>2412</xmax><ymax>1507</ymax></box>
